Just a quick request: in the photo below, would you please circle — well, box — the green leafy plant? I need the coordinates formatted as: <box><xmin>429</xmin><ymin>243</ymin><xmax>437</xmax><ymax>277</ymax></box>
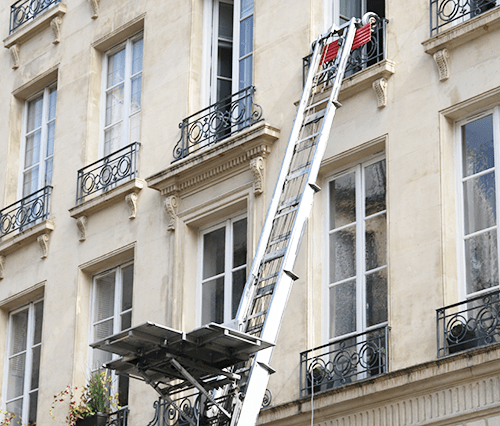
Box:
<box><xmin>50</xmin><ymin>369</ymin><xmax>119</xmax><ymax>425</ymax></box>
<box><xmin>0</xmin><ymin>411</ymin><xmax>17</xmax><ymax>426</ymax></box>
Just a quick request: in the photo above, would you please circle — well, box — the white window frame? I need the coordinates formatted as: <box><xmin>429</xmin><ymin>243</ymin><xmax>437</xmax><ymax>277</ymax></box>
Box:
<box><xmin>99</xmin><ymin>32</ymin><xmax>143</xmax><ymax>158</ymax></box>
<box><xmin>17</xmin><ymin>84</ymin><xmax>57</xmax><ymax>200</ymax></box>
<box><xmin>197</xmin><ymin>212</ymin><xmax>248</xmax><ymax>326</ymax></box>
<box><xmin>3</xmin><ymin>298</ymin><xmax>43</xmax><ymax>425</ymax></box>
<box><xmin>455</xmin><ymin>107</ymin><xmax>500</xmax><ymax>301</ymax></box>
<box><xmin>322</xmin><ymin>155</ymin><xmax>388</xmax><ymax>345</ymax></box>
<box><xmin>89</xmin><ymin>261</ymin><xmax>134</xmax><ymax>404</ymax></box>
<box><xmin>201</xmin><ymin>0</ymin><xmax>254</xmax><ymax>107</ymax></box>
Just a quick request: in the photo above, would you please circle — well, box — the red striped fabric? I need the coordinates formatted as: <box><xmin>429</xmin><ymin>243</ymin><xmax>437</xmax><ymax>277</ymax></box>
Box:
<box><xmin>319</xmin><ymin>23</ymin><xmax>372</xmax><ymax>65</ymax></box>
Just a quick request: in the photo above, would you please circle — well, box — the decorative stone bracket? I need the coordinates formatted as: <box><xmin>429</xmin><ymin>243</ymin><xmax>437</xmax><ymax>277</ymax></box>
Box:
<box><xmin>372</xmin><ymin>78</ymin><xmax>388</xmax><ymax>108</ymax></box>
<box><xmin>164</xmin><ymin>195</ymin><xmax>178</xmax><ymax>232</ymax></box>
<box><xmin>0</xmin><ymin>255</ymin><xmax>5</xmax><ymax>280</ymax></box>
<box><xmin>250</xmin><ymin>156</ymin><xmax>265</xmax><ymax>194</ymax></box>
<box><xmin>3</xmin><ymin>3</ymin><xmax>67</xmax><ymax>70</ymax></box>
<box><xmin>69</xmin><ymin>178</ymin><xmax>145</xmax><ymax>242</ymax></box>
<box><xmin>37</xmin><ymin>234</ymin><xmax>50</xmax><ymax>259</ymax></box>
<box><xmin>433</xmin><ymin>49</ymin><xmax>450</xmax><ymax>81</ymax></box>
<box><xmin>89</xmin><ymin>0</ymin><xmax>100</xmax><ymax>19</ymax></box>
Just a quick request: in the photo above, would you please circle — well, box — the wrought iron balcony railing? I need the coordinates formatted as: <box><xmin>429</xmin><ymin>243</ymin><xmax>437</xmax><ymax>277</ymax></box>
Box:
<box><xmin>299</xmin><ymin>325</ymin><xmax>389</xmax><ymax>397</ymax></box>
<box><xmin>172</xmin><ymin>86</ymin><xmax>263</xmax><ymax>162</ymax></box>
<box><xmin>302</xmin><ymin>17</ymin><xmax>388</xmax><ymax>87</ymax></box>
<box><xmin>437</xmin><ymin>289</ymin><xmax>500</xmax><ymax>358</ymax></box>
<box><xmin>76</xmin><ymin>142</ymin><xmax>140</xmax><ymax>205</ymax></box>
<box><xmin>107</xmin><ymin>407</ymin><xmax>129</xmax><ymax>426</ymax></box>
<box><xmin>430</xmin><ymin>0</ymin><xmax>498</xmax><ymax>36</ymax></box>
<box><xmin>9</xmin><ymin>0</ymin><xmax>61</xmax><ymax>34</ymax></box>
<box><xmin>0</xmin><ymin>186</ymin><xmax>52</xmax><ymax>238</ymax></box>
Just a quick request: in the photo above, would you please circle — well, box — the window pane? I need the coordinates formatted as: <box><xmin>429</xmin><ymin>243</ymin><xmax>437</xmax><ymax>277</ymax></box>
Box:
<box><xmin>10</xmin><ymin>310</ymin><xmax>28</xmax><ymax>355</ymax></box>
<box><xmin>92</xmin><ymin>348</ymin><xmax>112</xmax><ymax>371</ymax></box>
<box><xmin>241</xmin><ymin>0</ymin><xmax>254</xmax><ymax>17</ymax></box>
<box><xmin>104</xmin><ymin>123</ymin><xmax>123</xmax><ymax>156</ymax></box>
<box><xmin>107</xmin><ymin>49</ymin><xmax>126</xmax><ymax>88</ymax></box>
<box><xmin>366</xmin><ymin>268</ymin><xmax>388</xmax><ymax>327</ymax></box>
<box><xmin>232</xmin><ymin>268</ymin><xmax>246</xmax><ymax>319</ymax></box>
<box><xmin>6</xmin><ymin>399</ymin><xmax>23</xmax><ymax>424</ymax></box>
<box><xmin>465</xmin><ymin>229</ymin><xmax>499</xmax><ymax>294</ymax></box>
<box><xmin>129</xmin><ymin>113</ymin><xmax>141</xmax><ymax>144</ymax></box>
<box><xmin>329</xmin><ymin>172</ymin><xmax>356</xmax><ymax>229</ymax></box>
<box><xmin>365</xmin><ymin>213</ymin><xmax>387</xmax><ymax>271</ymax></box>
<box><xmin>463</xmin><ymin>171</ymin><xmax>497</xmax><ymax>235</ymax></box>
<box><xmin>340</xmin><ymin>0</ymin><xmax>362</xmax><ymax>20</ymax></box>
<box><xmin>217</xmin><ymin>79</ymin><xmax>232</xmax><ymax>103</ymax></box>
<box><xmin>44</xmin><ymin>157</ymin><xmax>53</xmax><ymax>187</ymax></box>
<box><xmin>28</xmin><ymin>390</ymin><xmax>38</xmax><ymax>425</ymax></box>
<box><xmin>95</xmin><ymin>273</ymin><xmax>115</xmax><ymax>322</ymax></box>
<box><xmin>218</xmin><ymin>43</ymin><xmax>233</xmax><ymax>79</ymax></box>
<box><xmin>130</xmin><ymin>75</ymin><xmax>142</xmax><ymax>113</ymax></box>
<box><xmin>233</xmin><ymin>218</ymin><xmax>247</xmax><ymax>267</ymax></box>
<box><xmin>329</xmin><ymin>280</ymin><xmax>356</xmax><ymax>338</ymax></box>
<box><xmin>27</xmin><ymin>96</ymin><xmax>43</xmax><ymax>133</ymax></box>
<box><xmin>23</xmin><ymin>167</ymin><xmax>39</xmax><ymax>198</ymax></box>
<box><xmin>219</xmin><ymin>2</ymin><xmax>234</xmax><ymax>40</ymax></box>
<box><xmin>132</xmin><ymin>38</ymin><xmax>144</xmax><ymax>75</ymax></box>
<box><xmin>462</xmin><ymin>115</ymin><xmax>494</xmax><ymax>178</ymax></box>
<box><xmin>33</xmin><ymin>301</ymin><xmax>43</xmax><ymax>345</ymax></box>
<box><xmin>118</xmin><ymin>376</ymin><xmax>129</xmax><ymax>407</ymax></box>
<box><xmin>122</xmin><ymin>265</ymin><xmax>134</xmax><ymax>312</ymax></box>
<box><xmin>121</xmin><ymin>311</ymin><xmax>132</xmax><ymax>331</ymax></box>
<box><xmin>48</xmin><ymin>86</ymin><xmax>57</xmax><ymax>121</ymax></box>
<box><xmin>8</xmin><ymin>354</ymin><xmax>26</xmax><ymax>399</ymax></box>
<box><xmin>94</xmin><ymin>319</ymin><xmax>114</xmax><ymax>341</ymax></box>
<box><xmin>45</xmin><ymin>125</ymin><xmax>55</xmax><ymax>166</ymax></box>
<box><xmin>203</xmin><ymin>227</ymin><xmax>226</xmax><ymax>279</ymax></box>
<box><xmin>239</xmin><ymin>15</ymin><xmax>253</xmax><ymax>58</ymax></box>
<box><xmin>238</xmin><ymin>55</ymin><xmax>252</xmax><ymax>91</ymax></box>
<box><xmin>202</xmin><ymin>277</ymin><xmax>225</xmax><ymax>324</ymax></box>
<box><xmin>30</xmin><ymin>345</ymin><xmax>41</xmax><ymax>391</ymax></box>
<box><xmin>329</xmin><ymin>227</ymin><xmax>356</xmax><ymax>283</ymax></box>
<box><xmin>105</xmin><ymin>85</ymin><xmax>124</xmax><ymax>126</ymax></box>
<box><xmin>365</xmin><ymin>160</ymin><xmax>386</xmax><ymax>217</ymax></box>
<box><xmin>25</xmin><ymin>131</ymin><xmax>41</xmax><ymax>168</ymax></box>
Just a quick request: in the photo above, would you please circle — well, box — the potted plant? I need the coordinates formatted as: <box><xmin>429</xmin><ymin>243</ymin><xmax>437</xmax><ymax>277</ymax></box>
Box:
<box><xmin>0</xmin><ymin>411</ymin><xmax>16</xmax><ymax>426</ymax></box>
<box><xmin>50</xmin><ymin>369</ymin><xmax>119</xmax><ymax>426</ymax></box>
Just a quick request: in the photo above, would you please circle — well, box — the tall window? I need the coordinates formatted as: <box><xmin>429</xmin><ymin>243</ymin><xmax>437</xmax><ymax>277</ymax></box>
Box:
<box><xmin>91</xmin><ymin>263</ymin><xmax>133</xmax><ymax>406</ymax></box>
<box><xmin>327</xmin><ymin>158</ymin><xmax>387</xmax><ymax>341</ymax></box>
<box><xmin>457</xmin><ymin>111</ymin><xmax>500</xmax><ymax>298</ymax></box>
<box><xmin>207</xmin><ymin>0</ymin><xmax>253</xmax><ymax>104</ymax></box>
<box><xmin>199</xmin><ymin>216</ymin><xmax>247</xmax><ymax>325</ymax></box>
<box><xmin>20</xmin><ymin>85</ymin><xmax>57</xmax><ymax>198</ymax></box>
<box><xmin>4</xmin><ymin>299</ymin><xmax>43</xmax><ymax>426</ymax></box>
<box><xmin>101</xmin><ymin>33</ymin><xmax>143</xmax><ymax>157</ymax></box>
<box><xmin>326</xmin><ymin>0</ymin><xmax>385</xmax><ymax>28</ymax></box>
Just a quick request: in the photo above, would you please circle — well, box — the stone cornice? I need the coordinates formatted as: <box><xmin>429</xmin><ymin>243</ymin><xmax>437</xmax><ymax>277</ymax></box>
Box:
<box><xmin>0</xmin><ymin>220</ymin><xmax>55</xmax><ymax>258</ymax></box>
<box><xmin>147</xmin><ymin>122</ymin><xmax>280</xmax><ymax>198</ymax></box>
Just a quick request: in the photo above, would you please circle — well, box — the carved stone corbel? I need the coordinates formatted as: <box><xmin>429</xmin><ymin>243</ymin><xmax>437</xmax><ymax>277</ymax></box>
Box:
<box><xmin>0</xmin><ymin>255</ymin><xmax>5</xmax><ymax>280</ymax></box>
<box><xmin>76</xmin><ymin>216</ymin><xmax>88</xmax><ymax>242</ymax></box>
<box><xmin>372</xmin><ymin>78</ymin><xmax>388</xmax><ymax>108</ymax></box>
<box><xmin>125</xmin><ymin>193</ymin><xmax>138</xmax><ymax>219</ymax></box>
<box><xmin>250</xmin><ymin>156</ymin><xmax>265</xmax><ymax>195</ymax></box>
<box><xmin>37</xmin><ymin>234</ymin><xmax>50</xmax><ymax>259</ymax></box>
<box><xmin>10</xmin><ymin>44</ymin><xmax>20</xmax><ymax>70</ymax></box>
<box><xmin>164</xmin><ymin>195</ymin><xmax>178</xmax><ymax>232</ymax></box>
<box><xmin>51</xmin><ymin>16</ymin><xmax>62</xmax><ymax>44</ymax></box>
<box><xmin>433</xmin><ymin>48</ymin><xmax>450</xmax><ymax>81</ymax></box>
<box><xmin>89</xmin><ymin>0</ymin><xmax>100</xmax><ymax>19</ymax></box>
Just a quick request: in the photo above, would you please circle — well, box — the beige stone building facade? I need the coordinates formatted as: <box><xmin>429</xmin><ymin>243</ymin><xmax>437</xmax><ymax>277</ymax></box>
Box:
<box><xmin>1</xmin><ymin>0</ymin><xmax>500</xmax><ymax>425</ymax></box>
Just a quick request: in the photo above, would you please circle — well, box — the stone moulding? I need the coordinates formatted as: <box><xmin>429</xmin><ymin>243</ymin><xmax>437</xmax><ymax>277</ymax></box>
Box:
<box><xmin>9</xmin><ymin>44</ymin><xmax>20</xmax><ymax>69</ymax></box>
<box><xmin>372</xmin><ymin>77</ymin><xmax>388</xmax><ymax>108</ymax></box>
<box><xmin>433</xmin><ymin>48</ymin><xmax>450</xmax><ymax>81</ymax></box>
<box><xmin>0</xmin><ymin>255</ymin><xmax>5</xmax><ymax>280</ymax></box>
<box><xmin>250</xmin><ymin>156</ymin><xmax>265</xmax><ymax>194</ymax></box>
<box><xmin>3</xmin><ymin>3</ymin><xmax>67</xmax><ymax>69</ymax></box>
<box><xmin>164</xmin><ymin>195</ymin><xmax>178</xmax><ymax>232</ymax></box>
<box><xmin>69</xmin><ymin>178</ymin><xmax>145</xmax><ymax>242</ymax></box>
<box><xmin>37</xmin><ymin>234</ymin><xmax>50</xmax><ymax>259</ymax></box>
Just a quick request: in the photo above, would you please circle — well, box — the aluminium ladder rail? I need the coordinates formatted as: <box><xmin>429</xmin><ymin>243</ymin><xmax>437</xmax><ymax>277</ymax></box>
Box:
<box><xmin>230</xmin><ymin>15</ymin><xmax>376</xmax><ymax>426</ymax></box>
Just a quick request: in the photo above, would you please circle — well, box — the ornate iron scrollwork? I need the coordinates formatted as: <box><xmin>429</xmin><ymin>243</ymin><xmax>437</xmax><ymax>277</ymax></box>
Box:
<box><xmin>9</xmin><ymin>0</ymin><xmax>61</xmax><ymax>34</ymax></box>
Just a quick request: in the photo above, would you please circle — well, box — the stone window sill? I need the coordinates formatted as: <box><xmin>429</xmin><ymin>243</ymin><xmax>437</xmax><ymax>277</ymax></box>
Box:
<box><xmin>3</xmin><ymin>2</ymin><xmax>66</xmax><ymax>48</ymax></box>
<box><xmin>147</xmin><ymin>121</ymin><xmax>280</xmax><ymax>231</ymax></box>
<box><xmin>69</xmin><ymin>178</ymin><xmax>146</xmax><ymax>242</ymax></box>
<box><xmin>0</xmin><ymin>220</ymin><xmax>55</xmax><ymax>277</ymax></box>
<box><xmin>422</xmin><ymin>6</ymin><xmax>500</xmax><ymax>55</ymax></box>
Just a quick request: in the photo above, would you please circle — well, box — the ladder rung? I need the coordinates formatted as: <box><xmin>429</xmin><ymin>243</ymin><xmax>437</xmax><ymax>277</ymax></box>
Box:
<box><xmin>278</xmin><ymin>196</ymin><xmax>301</xmax><ymax>211</ymax></box>
<box><xmin>262</xmin><ymin>248</ymin><xmax>286</xmax><ymax>263</ymax></box>
<box><xmin>246</xmin><ymin>324</ymin><xmax>264</xmax><ymax>335</ymax></box>
<box><xmin>246</xmin><ymin>310</ymin><xmax>267</xmax><ymax>321</ymax></box>
<box><xmin>286</xmin><ymin>166</ymin><xmax>310</xmax><ymax>182</ymax></box>
<box><xmin>273</xmin><ymin>205</ymin><xmax>298</xmax><ymax>220</ymax></box>
<box><xmin>303</xmin><ymin>110</ymin><xmax>325</xmax><ymax>125</ymax></box>
<box><xmin>295</xmin><ymin>139</ymin><xmax>318</xmax><ymax>154</ymax></box>
<box><xmin>254</xmin><ymin>288</ymin><xmax>274</xmax><ymax>300</ymax></box>
<box><xmin>295</xmin><ymin>132</ymin><xmax>320</xmax><ymax>145</ymax></box>
<box><xmin>269</xmin><ymin>232</ymin><xmax>291</xmax><ymax>246</ymax></box>
<box><xmin>290</xmin><ymin>161</ymin><xmax>311</xmax><ymax>174</ymax></box>
<box><xmin>306</xmin><ymin>99</ymin><xmax>328</xmax><ymax>111</ymax></box>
